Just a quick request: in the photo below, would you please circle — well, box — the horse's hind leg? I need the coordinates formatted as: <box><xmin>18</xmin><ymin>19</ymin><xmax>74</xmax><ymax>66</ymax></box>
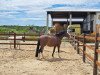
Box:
<box><xmin>35</xmin><ymin>39</ymin><xmax>40</xmax><ymax>57</ymax></box>
<box><xmin>39</xmin><ymin>47</ymin><xmax>44</xmax><ymax>59</ymax></box>
<box><xmin>52</xmin><ymin>46</ymin><xmax>56</xmax><ymax>57</ymax></box>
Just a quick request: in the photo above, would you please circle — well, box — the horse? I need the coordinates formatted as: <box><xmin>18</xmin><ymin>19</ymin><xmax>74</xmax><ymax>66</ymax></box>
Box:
<box><xmin>35</xmin><ymin>30</ymin><xmax>68</xmax><ymax>58</ymax></box>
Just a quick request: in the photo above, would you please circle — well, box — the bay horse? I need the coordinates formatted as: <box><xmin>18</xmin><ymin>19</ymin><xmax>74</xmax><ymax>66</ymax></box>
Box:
<box><xmin>35</xmin><ymin>30</ymin><xmax>68</xmax><ymax>58</ymax></box>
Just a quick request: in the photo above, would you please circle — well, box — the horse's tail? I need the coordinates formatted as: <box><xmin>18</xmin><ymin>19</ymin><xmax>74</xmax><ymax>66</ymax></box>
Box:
<box><xmin>35</xmin><ymin>39</ymin><xmax>40</xmax><ymax>57</ymax></box>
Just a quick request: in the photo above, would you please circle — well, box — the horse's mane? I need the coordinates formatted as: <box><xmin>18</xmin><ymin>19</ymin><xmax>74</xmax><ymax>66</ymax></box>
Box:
<box><xmin>55</xmin><ymin>30</ymin><xmax>66</xmax><ymax>37</ymax></box>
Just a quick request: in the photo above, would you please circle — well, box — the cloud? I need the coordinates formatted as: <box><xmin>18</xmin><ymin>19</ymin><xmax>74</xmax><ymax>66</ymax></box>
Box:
<box><xmin>0</xmin><ymin>0</ymin><xmax>100</xmax><ymax>26</ymax></box>
<box><xmin>1</xmin><ymin>0</ymin><xmax>99</xmax><ymax>11</ymax></box>
<box><xmin>19</xmin><ymin>17</ymin><xmax>46</xmax><ymax>22</ymax></box>
<box><xmin>46</xmin><ymin>0</ymin><xmax>100</xmax><ymax>9</ymax></box>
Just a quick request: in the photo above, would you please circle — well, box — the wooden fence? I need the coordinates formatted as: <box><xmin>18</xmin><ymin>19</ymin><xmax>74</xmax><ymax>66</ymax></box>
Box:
<box><xmin>0</xmin><ymin>33</ymin><xmax>39</xmax><ymax>49</ymax></box>
<box><xmin>70</xmin><ymin>25</ymin><xmax>100</xmax><ymax>75</ymax></box>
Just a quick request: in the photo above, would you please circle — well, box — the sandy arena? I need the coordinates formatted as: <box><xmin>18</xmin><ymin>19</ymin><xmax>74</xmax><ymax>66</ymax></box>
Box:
<box><xmin>0</xmin><ymin>41</ymin><xmax>93</xmax><ymax>75</ymax></box>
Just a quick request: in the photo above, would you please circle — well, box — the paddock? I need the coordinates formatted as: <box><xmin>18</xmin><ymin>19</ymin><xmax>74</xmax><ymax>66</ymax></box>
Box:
<box><xmin>0</xmin><ymin>10</ymin><xmax>100</xmax><ymax>75</ymax></box>
<box><xmin>0</xmin><ymin>41</ymin><xmax>93</xmax><ymax>75</ymax></box>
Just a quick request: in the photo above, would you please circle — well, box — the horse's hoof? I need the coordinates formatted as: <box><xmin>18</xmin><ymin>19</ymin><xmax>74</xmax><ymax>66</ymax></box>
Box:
<box><xmin>36</xmin><ymin>57</ymin><xmax>40</xmax><ymax>60</ymax></box>
<box><xmin>52</xmin><ymin>55</ymin><xmax>54</xmax><ymax>58</ymax></box>
<box><xmin>52</xmin><ymin>55</ymin><xmax>53</xmax><ymax>57</ymax></box>
<box><xmin>41</xmin><ymin>54</ymin><xmax>44</xmax><ymax>59</ymax></box>
<box><xmin>59</xmin><ymin>56</ymin><xmax>61</xmax><ymax>59</ymax></box>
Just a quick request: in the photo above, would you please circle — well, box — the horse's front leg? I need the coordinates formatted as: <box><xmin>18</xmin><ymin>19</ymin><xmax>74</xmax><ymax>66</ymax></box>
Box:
<box><xmin>52</xmin><ymin>46</ymin><xmax>56</xmax><ymax>57</ymax></box>
<box><xmin>39</xmin><ymin>47</ymin><xmax>44</xmax><ymax>59</ymax></box>
<box><xmin>58</xmin><ymin>46</ymin><xmax>61</xmax><ymax>58</ymax></box>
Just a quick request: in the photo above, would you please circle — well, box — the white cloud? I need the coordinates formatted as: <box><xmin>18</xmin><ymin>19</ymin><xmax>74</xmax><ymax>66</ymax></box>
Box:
<box><xmin>19</xmin><ymin>17</ymin><xmax>46</xmax><ymax>22</ymax></box>
<box><xmin>0</xmin><ymin>0</ymin><xmax>99</xmax><ymax>11</ymax></box>
<box><xmin>0</xmin><ymin>0</ymin><xmax>100</xmax><ymax>25</ymax></box>
<box><xmin>0</xmin><ymin>0</ymin><xmax>100</xmax><ymax>11</ymax></box>
<box><xmin>0</xmin><ymin>11</ymin><xmax>17</xmax><ymax>19</ymax></box>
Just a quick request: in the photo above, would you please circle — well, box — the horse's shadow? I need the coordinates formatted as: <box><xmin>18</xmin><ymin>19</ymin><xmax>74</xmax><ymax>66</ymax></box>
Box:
<box><xmin>46</xmin><ymin>58</ymin><xmax>66</xmax><ymax>62</ymax></box>
<box><xmin>38</xmin><ymin>57</ymin><xmax>78</xmax><ymax>62</ymax></box>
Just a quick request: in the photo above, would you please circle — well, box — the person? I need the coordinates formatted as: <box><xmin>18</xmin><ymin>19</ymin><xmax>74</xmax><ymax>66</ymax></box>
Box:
<box><xmin>48</xmin><ymin>27</ymin><xmax>55</xmax><ymax>36</ymax></box>
<box><xmin>67</xmin><ymin>29</ymin><xmax>71</xmax><ymax>35</ymax></box>
<box><xmin>48</xmin><ymin>22</ymin><xmax>64</xmax><ymax>36</ymax></box>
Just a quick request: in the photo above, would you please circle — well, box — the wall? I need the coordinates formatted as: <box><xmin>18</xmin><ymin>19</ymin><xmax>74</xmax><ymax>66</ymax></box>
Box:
<box><xmin>83</xmin><ymin>13</ymin><xmax>98</xmax><ymax>33</ymax></box>
<box><xmin>93</xmin><ymin>12</ymin><xmax>100</xmax><ymax>31</ymax></box>
<box><xmin>83</xmin><ymin>13</ymin><xmax>91</xmax><ymax>32</ymax></box>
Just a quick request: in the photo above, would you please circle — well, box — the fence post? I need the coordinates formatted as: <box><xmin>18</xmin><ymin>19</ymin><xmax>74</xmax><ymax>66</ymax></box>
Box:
<box><xmin>73</xmin><ymin>33</ymin><xmax>76</xmax><ymax>50</ymax></box>
<box><xmin>83</xmin><ymin>33</ymin><xmax>86</xmax><ymax>62</ymax></box>
<box><xmin>93</xmin><ymin>27</ymin><xmax>99</xmax><ymax>75</ymax></box>
<box><xmin>9</xmin><ymin>31</ymin><xmax>10</xmax><ymax>37</ymax></box>
<box><xmin>71</xmin><ymin>34</ymin><xmax>73</xmax><ymax>45</ymax></box>
<box><xmin>77</xmin><ymin>36</ymin><xmax>79</xmax><ymax>54</ymax></box>
<box><xmin>70</xmin><ymin>34</ymin><xmax>72</xmax><ymax>45</ymax></box>
<box><xmin>23</xmin><ymin>33</ymin><xmax>25</xmax><ymax>42</ymax></box>
<box><xmin>14</xmin><ymin>33</ymin><xmax>16</xmax><ymax>49</ymax></box>
<box><xmin>72</xmin><ymin>34</ymin><xmax>74</xmax><ymax>46</ymax></box>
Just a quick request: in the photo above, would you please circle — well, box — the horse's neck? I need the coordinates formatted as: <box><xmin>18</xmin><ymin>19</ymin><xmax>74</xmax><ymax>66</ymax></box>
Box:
<box><xmin>57</xmin><ymin>35</ymin><xmax>64</xmax><ymax>40</ymax></box>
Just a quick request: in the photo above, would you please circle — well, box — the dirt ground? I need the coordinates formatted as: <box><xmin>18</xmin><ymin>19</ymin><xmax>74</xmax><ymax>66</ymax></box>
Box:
<box><xmin>0</xmin><ymin>41</ymin><xmax>94</xmax><ymax>75</ymax></box>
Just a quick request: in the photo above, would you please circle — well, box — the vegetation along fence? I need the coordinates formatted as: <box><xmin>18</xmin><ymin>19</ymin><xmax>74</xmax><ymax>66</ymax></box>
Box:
<box><xmin>70</xmin><ymin>25</ymin><xmax>100</xmax><ymax>75</ymax></box>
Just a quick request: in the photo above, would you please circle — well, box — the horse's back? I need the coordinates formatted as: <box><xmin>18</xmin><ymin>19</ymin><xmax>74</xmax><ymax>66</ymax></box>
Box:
<box><xmin>47</xmin><ymin>36</ymin><xmax>60</xmax><ymax>47</ymax></box>
<box><xmin>39</xmin><ymin>35</ymin><xmax>60</xmax><ymax>47</ymax></box>
<box><xmin>39</xmin><ymin>35</ymin><xmax>49</xmax><ymax>46</ymax></box>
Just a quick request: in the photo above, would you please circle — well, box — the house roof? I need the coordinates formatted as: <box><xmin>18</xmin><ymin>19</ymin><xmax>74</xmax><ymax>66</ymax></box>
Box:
<box><xmin>47</xmin><ymin>11</ymin><xmax>96</xmax><ymax>19</ymax></box>
<box><xmin>47</xmin><ymin>9</ymin><xmax>100</xmax><ymax>19</ymax></box>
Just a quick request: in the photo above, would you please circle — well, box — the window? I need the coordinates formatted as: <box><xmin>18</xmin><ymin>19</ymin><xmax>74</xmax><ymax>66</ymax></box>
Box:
<box><xmin>70</xmin><ymin>29</ymin><xmax>75</xmax><ymax>32</ymax></box>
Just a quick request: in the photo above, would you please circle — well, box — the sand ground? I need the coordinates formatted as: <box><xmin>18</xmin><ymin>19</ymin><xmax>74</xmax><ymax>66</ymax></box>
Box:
<box><xmin>0</xmin><ymin>41</ymin><xmax>94</xmax><ymax>75</ymax></box>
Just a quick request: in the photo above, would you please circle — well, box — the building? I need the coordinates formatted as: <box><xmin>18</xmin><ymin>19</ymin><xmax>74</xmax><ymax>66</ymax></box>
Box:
<box><xmin>46</xmin><ymin>9</ymin><xmax>100</xmax><ymax>34</ymax></box>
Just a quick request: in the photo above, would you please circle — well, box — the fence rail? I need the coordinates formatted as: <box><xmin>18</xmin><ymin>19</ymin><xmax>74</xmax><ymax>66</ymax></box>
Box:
<box><xmin>0</xmin><ymin>33</ymin><xmax>39</xmax><ymax>48</ymax></box>
<box><xmin>70</xmin><ymin>24</ymin><xmax>100</xmax><ymax>75</ymax></box>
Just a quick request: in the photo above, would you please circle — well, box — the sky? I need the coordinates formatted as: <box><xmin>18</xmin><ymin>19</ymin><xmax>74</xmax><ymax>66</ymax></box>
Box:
<box><xmin>0</xmin><ymin>0</ymin><xmax>100</xmax><ymax>26</ymax></box>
